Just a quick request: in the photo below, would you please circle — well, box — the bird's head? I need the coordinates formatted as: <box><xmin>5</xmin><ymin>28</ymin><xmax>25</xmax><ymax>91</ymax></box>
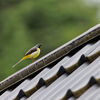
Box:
<box><xmin>36</xmin><ymin>44</ymin><xmax>41</xmax><ymax>48</ymax></box>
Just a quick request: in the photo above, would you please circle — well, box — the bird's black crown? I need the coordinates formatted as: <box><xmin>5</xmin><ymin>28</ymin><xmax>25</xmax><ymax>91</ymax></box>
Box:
<box><xmin>36</xmin><ymin>44</ymin><xmax>41</xmax><ymax>48</ymax></box>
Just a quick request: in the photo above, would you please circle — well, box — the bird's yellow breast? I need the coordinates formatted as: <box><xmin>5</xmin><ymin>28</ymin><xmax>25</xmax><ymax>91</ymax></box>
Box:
<box><xmin>30</xmin><ymin>48</ymin><xmax>40</xmax><ymax>58</ymax></box>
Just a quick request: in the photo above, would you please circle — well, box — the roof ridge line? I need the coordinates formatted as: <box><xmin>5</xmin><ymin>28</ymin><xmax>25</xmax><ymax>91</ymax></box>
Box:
<box><xmin>0</xmin><ymin>24</ymin><xmax>100</xmax><ymax>93</ymax></box>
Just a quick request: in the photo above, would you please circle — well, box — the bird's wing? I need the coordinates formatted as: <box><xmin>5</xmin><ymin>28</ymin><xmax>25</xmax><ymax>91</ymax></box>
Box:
<box><xmin>25</xmin><ymin>46</ymin><xmax>37</xmax><ymax>56</ymax></box>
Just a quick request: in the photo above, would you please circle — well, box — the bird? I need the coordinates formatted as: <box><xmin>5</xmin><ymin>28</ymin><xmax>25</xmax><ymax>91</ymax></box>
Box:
<box><xmin>12</xmin><ymin>44</ymin><xmax>41</xmax><ymax>68</ymax></box>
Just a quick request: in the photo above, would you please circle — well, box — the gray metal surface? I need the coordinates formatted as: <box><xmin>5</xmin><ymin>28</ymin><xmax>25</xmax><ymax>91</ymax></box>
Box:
<box><xmin>32</xmin><ymin>63</ymin><xmax>88</xmax><ymax>100</ymax></box>
<box><xmin>87</xmin><ymin>87</ymin><xmax>100</xmax><ymax>100</ymax></box>
<box><xmin>0</xmin><ymin>24</ymin><xmax>100</xmax><ymax>92</ymax></box>
<box><xmin>77</xmin><ymin>85</ymin><xmax>99</xmax><ymax>100</ymax></box>
<box><xmin>63</xmin><ymin>40</ymin><xmax>100</xmax><ymax>73</ymax></box>
<box><xmin>28</xmin><ymin>74</ymin><xmax>67</xmax><ymax>100</ymax></box>
<box><xmin>5</xmin><ymin>79</ymin><xmax>30</xmax><ymax>100</ymax></box>
<box><xmin>0</xmin><ymin>24</ymin><xmax>100</xmax><ymax>100</ymax></box>
<box><xmin>31</xmin><ymin>40</ymin><xmax>100</xmax><ymax>100</ymax></box>
<box><xmin>4</xmin><ymin>68</ymin><xmax>50</xmax><ymax>100</ymax></box>
<box><xmin>27</xmin><ymin>43</ymin><xmax>94</xmax><ymax>100</ymax></box>
<box><xmin>42</xmin><ymin>44</ymin><xmax>92</xmax><ymax>86</ymax></box>
<box><xmin>43</xmin><ymin>57</ymin><xmax>100</xmax><ymax>100</ymax></box>
<box><xmin>0</xmin><ymin>90</ymin><xmax>11</xmax><ymax>100</ymax></box>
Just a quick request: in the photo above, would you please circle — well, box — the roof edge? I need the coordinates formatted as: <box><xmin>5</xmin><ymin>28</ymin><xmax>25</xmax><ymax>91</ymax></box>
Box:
<box><xmin>0</xmin><ymin>24</ymin><xmax>100</xmax><ymax>93</ymax></box>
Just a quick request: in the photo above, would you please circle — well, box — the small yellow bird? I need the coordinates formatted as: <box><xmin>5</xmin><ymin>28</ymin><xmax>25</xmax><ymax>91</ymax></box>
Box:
<box><xmin>12</xmin><ymin>44</ymin><xmax>41</xmax><ymax>68</ymax></box>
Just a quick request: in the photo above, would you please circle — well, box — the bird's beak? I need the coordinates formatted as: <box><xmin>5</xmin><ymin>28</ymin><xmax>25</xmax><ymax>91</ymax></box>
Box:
<box><xmin>38</xmin><ymin>44</ymin><xmax>42</xmax><ymax>48</ymax></box>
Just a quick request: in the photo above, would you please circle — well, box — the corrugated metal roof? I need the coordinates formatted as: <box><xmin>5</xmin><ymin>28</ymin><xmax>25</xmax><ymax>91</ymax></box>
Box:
<box><xmin>0</xmin><ymin>24</ymin><xmax>100</xmax><ymax>100</ymax></box>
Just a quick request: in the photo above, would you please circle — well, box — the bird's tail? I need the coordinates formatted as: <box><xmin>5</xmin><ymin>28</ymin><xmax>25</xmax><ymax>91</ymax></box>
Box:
<box><xmin>12</xmin><ymin>59</ymin><xmax>23</xmax><ymax>68</ymax></box>
<box><xmin>12</xmin><ymin>55</ymin><xmax>29</xmax><ymax>68</ymax></box>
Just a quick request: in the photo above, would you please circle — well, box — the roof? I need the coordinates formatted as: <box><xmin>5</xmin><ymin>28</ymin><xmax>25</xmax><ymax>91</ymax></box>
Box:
<box><xmin>0</xmin><ymin>24</ymin><xmax>100</xmax><ymax>100</ymax></box>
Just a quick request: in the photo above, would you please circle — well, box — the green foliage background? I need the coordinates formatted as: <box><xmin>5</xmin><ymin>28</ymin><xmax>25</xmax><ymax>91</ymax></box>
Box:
<box><xmin>0</xmin><ymin>0</ymin><xmax>98</xmax><ymax>81</ymax></box>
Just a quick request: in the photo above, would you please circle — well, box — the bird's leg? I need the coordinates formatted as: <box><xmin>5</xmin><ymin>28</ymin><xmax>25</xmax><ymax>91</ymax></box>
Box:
<box><xmin>30</xmin><ymin>58</ymin><xmax>35</xmax><ymax>62</ymax></box>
